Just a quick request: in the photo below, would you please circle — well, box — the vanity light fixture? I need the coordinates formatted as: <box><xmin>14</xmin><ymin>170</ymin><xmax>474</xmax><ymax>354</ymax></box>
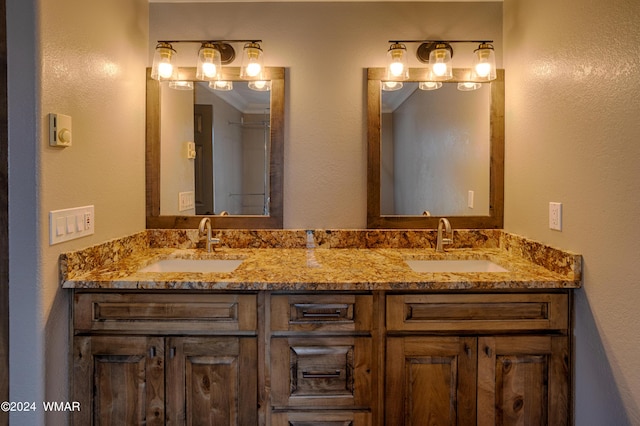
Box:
<box><xmin>471</xmin><ymin>43</ymin><xmax>497</xmax><ymax>81</ymax></box>
<box><xmin>386</xmin><ymin>43</ymin><xmax>409</xmax><ymax>80</ymax></box>
<box><xmin>196</xmin><ymin>42</ymin><xmax>222</xmax><ymax>81</ymax></box>
<box><xmin>151</xmin><ymin>39</ymin><xmax>264</xmax><ymax>85</ymax></box>
<box><xmin>151</xmin><ymin>42</ymin><xmax>178</xmax><ymax>81</ymax></box>
<box><xmin>240</xmin><ymin>42</ymin><xmax>264</xmax><ymax>79</ymax></box>
<box><xmin>387</xmin><ymin>39</ymin><xmax>497</xmax><ymax>83</ymax></box>
<box><xmin>425</xmin><ymin>42</ymin><xmax>453</xmax><ymax>80</ymax></box>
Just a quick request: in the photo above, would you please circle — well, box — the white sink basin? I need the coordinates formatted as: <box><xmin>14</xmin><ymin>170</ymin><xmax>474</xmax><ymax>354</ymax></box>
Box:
<box><xmin>405</xmin><ymin>259</ymin><xmax>509</xmax><ymax>273</ymax></box>
<box><xmin>138</xmin><ymin>259</ymin><xmax>244</xmax><ymax>273</ymax></box>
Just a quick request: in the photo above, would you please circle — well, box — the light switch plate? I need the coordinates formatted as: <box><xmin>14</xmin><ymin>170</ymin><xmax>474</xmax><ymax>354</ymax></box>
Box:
<box><xmin>179</xmin><ymin>191</ymin><xmax>195</xmax><ymax>211</ymax></box>
<box><xmin>49</xmin><ymin>205</ymin><xmax>94</xmax><ymax>245</ymax></box>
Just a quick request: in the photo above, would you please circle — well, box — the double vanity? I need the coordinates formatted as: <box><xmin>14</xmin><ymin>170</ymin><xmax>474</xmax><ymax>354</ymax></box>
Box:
<box><xmin>62</xmin><ymin>228</ymin><xmax>581</xmax><ymax>425</ymax></box>
<box><xmin>60</xmin><ymin>63</ymin><xmax>581</xmax><ymax>424</ymax></box>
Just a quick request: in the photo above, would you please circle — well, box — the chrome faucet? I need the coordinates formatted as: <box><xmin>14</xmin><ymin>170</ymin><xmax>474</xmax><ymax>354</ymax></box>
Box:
<box><xmin>436</xmin><ymin>218</ymin><xmax>453</xmax><ymax>252</ymax></box>
<box><xmin>198</xmin><ymin>217</ymin><xmax>220</xmax><ymax>252</ymax></box>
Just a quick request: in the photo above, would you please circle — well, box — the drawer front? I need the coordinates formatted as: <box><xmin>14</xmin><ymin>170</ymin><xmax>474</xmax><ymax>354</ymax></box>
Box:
<box><xmin>74</xmin><ymin>292</ymin><xmax>256</xmax><ymax>333</ymax></box>
<box><xmin>271</xmin><ymin>336</ymin><xmax>372</xmax><ymax>408</ymax></box>
<box><xmin>271</xmin><ymin>411</ymin><xmax>371</xmax><ymax>426</ymax></box>
<box><xmin>271</xmin><ymin>294</ymin><xmax>373</xmax><ymax>332</ymax></box>
<box><xmin>387</xmin><ymin>293</ymin><xmax>569</xmax><ymax>332</ymax></box>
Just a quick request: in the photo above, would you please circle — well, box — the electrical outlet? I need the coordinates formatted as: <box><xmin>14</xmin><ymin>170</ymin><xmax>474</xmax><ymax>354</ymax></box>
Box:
<box><xmin>549</xmin><ymin>202</ymin><xmax>562</xmax><ymax>231</ymax></box>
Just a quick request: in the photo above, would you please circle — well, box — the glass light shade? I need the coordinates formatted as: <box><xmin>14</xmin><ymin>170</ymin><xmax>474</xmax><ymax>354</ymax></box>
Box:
<box><xmin>248</xmin><ymin>80</ymin><xmax>271</xmax><ymax>91</ymax></box>
<box><xmin>240</xmin><ymin>42</ymin><xmax>264</xmax><ymax>79</ymax></box>
<box><xmin>382</xmin><ymin>81</ymin><xmax>403</xmax><ymax>91</ymax></box>
<box><xmin>428</xmin><ymin>43</ymin><xmax>453</xmax><ymax>81</ymax></box>
<box><xmin>168</xmin><ymin>80</ymin><xmax>194</xmax><ymax>90</ymax></box>
<box><xmin>386</xmin><ymin>43</ymin><xmax>408</xmax><ymax>80</ymax></box>
<box><xmin>209</xmin><ymin>80</ymin><xmax>233</xmax><ymax>91</ymax></box>
<box><xmin>419</xmin><ymin>81</ymin><xmax>443</xmax><ymax>91</ymax></box>
<box><xmin>196</xmin><ymin>43</ymin><xmax>222</xmax><ymax>81</ymax></box>
<box><xmin>472</xmin><ymin>43</ymin><xmax>497</xmax><ymax>81</ymax></box>
<box><xmin>151</xmin><ymin>42</ymin><xmax>178</xmax><ymax>81</ymax></box>
<box><xmin>457</xmin><ymin>82</ymin><xmax>482</xmax><ymax>91</ymax></box>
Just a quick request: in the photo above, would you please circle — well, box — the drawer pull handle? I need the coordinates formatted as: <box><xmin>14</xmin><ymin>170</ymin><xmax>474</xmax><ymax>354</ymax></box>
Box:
<box><xmin>485</xmin><ymin>346</ymin><xmax>492</xmax><ymax>357</ymax></box>
<box><xmin>149</xmin><ymin>346</ymin><xmax>156</xmax><ymax>358</ymax></box>
<box><xmin>302</xmin><ymin>370</ymin><xmax>341</xmax><ymax>379</ymax></box>
<box><xmin>170</xmin><ymin>347</ymin><xmax>176</xmax><ymax>359</ymax></box>
<box><xmin>302</xmin><ymin>310</ymin><xmax>342</xmax><ymax>318</ymax></box>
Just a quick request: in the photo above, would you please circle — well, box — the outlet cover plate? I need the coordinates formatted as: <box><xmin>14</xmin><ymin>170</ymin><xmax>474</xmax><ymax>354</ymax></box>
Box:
<box><xmin>549</xmin><ymin>202</ymin><xmax>562</xmax><ymax>231</ymax></box>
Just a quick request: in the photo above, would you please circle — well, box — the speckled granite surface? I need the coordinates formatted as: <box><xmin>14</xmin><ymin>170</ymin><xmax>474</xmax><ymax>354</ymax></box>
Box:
<box><xmin>60</xmin><ymin>229</ymin><xmax>581</xmax><ymax>291</ymax></box>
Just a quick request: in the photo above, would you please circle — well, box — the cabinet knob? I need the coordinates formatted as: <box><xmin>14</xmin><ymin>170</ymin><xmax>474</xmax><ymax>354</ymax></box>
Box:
<box><xmin>484</xmin><ymin>346</ymin><xmax>492</xmax><ymax>357</ymax></box>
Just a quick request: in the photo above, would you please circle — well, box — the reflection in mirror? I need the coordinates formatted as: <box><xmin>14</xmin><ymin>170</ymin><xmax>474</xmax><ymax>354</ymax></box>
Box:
<box><xmin>381</xmin><ymin>82</ymin><xmax>490</xmax><ymax>216</ymax></box>
<box><xmin>161</xmin><ymin>81</ymin><xmax>271</xmax><ymax>216</ymax></box>
<box><xmin>367</xmin><ymin>68</ymin><xmax>504</xmax><ymax>229</ymax></box>
<box><xmin>147</xmin><ymin>67</ymin><xmax>284</xmax><ymax>229</ymax></box>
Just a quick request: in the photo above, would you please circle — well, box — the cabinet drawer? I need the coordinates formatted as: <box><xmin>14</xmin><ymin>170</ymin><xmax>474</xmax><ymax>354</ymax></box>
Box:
<box><xmin>271</xmin><ymin>336</ymin><xmax>372</xmax><ymax>408</ymax></box>
<box><xmin>271</xmin><ymin>411</ymin><xmax>371</xmax><ymax>426</ymax></box>
<box><xmin>74</xmin><ymin>292</ymin><xmax>256</xmax><ymax>334</ymax></box>
<box><xmin>271</xmin><ymin>294</ymin><xmax>372</xmax><ymax>332</ymax></box>
<box><xmin>387</xmin><ymin>293</ymin><xmax>568</xmax><ymax>332</ymax></box>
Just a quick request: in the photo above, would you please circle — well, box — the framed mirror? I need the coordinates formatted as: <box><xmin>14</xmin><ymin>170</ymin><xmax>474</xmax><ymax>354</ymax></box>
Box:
<box><xmin>367</xmin><ymin>68</ymin><xmax>504</xmax><ymax>229</ymax></box>
<box><xmin>146</xmin><ymin>67</ymin><xmax>284</xmax><ymax>229</ymax></box>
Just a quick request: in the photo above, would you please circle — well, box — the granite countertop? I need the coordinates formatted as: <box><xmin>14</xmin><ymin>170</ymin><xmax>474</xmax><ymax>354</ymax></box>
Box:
<box><xmin>60</xmin><ymin>230</ymin><xmax>581</xmax><ymax>291</ymax></box>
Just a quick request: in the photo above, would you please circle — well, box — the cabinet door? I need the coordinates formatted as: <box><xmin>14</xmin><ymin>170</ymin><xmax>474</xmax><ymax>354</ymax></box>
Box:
<box><xmin>165</xmin><ymin>336</ymin><xmax>258</xmax><ymax>425</ymax></box>
<box><xmin>72</xmin><ymin>335</ymin><xmax>165</xmax><ymax>426</ymax></box>
<box><xmin>386</xmin><ymin>336</ymin><xmax>477</xmax><ymax>426</ymax></box>
<box><xmin>477</xmin><ymin>336</ymin><xmax>570</xmax><ymax>426</ymax></box>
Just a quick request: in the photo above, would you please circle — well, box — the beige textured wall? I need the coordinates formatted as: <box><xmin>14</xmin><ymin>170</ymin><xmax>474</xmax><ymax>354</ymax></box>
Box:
<box><xmin>8</xmin><ymin>0</ymin><xmax>148</xmax><ymax>423</ymax></box>
<box><xmin>504</xmin><ymin>0</ymin><xmax>640</xmax><ymax>422</ymax></box>
<box><xmin>150</xmin><ymin>2</ymin><xmax>503</xmax><ymax>228</ymax></box>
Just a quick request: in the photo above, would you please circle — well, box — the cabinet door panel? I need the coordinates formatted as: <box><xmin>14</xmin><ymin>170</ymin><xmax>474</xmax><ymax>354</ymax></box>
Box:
<box><xmin>386</xmin><ymin>336</ymin><xmax>476</xmax><ymax>426</ymax></box>
<box><xmin>166</xmin><ymin>336</ymin><xmax>257</xmax><ymax>426</ymax></box>
<box><xmin>477</xmin><ymin>336</ymin><xmax>569</xmax><ymax>426</ymax></box>
<box><xmin>72</xmin><ymin>336</ymin><xmax>164</xmax><ymax>426</ymax></box>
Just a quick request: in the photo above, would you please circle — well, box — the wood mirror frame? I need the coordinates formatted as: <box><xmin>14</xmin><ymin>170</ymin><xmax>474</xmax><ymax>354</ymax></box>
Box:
<box><xmin>367</xmin><ymin>67</ymin><xmax>504</xmax><ymax>229</ymax></box>
<box><xmin>146</xmin><ymin>67</ymin><xmax>284</xmax><ymax>229</ymax></box>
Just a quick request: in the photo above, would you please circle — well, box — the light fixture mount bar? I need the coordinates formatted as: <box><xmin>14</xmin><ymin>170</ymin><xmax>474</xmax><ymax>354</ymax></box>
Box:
<box><xmin>388</xmin><ymin>39</ymin><xmax>493</xmax><ymax>44</ymax></box>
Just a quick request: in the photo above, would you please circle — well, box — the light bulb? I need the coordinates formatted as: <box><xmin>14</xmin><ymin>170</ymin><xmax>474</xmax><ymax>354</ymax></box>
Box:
<box><xmin>432</xmin><ymin>62</ymin><xmax>447</xmax><ymax>77</ymax></box>
<box><xmin>246</xmin><ymin>62</ymin><xmax>261</xmax><ymax>77</ymax></box>
<box><xmin>475</xmin><ymin>62</ymin><xmax>491</xmax><ymax>78</ymax></box>
<box><xmin>202</xmin><ymin>62</ymin><xmax>217</xmax><ymax>78</ymax></box>
<box><xmin>158</xmin><ymin>61</ymin><xmax>174</xmax><ymax>79</ymax></box>
<box><xmin>389</xmin><ymin>61</ymin><xmax>405</xmax><ymax>77</ymax></box>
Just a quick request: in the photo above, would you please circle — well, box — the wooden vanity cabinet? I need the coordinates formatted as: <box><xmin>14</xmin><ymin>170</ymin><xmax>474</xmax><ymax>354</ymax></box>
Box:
<box><xmin>269</xmin><ymin>294</ymin><xmax>374</xmax><ymax>425</ymax></box>
<box><xmin>385</xmin><ymin>293</ymin><xmax>571</xmax><ymax>426</ymax></box>
<box><xmin>71</xmin><ymin>290</ymin><xmax>572</xmax><ymax>425</ymax></box>
<box><xmin>71</xmin><ymin>292</ymin><xmax>258</xmax><ymax>426</ymax></box>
